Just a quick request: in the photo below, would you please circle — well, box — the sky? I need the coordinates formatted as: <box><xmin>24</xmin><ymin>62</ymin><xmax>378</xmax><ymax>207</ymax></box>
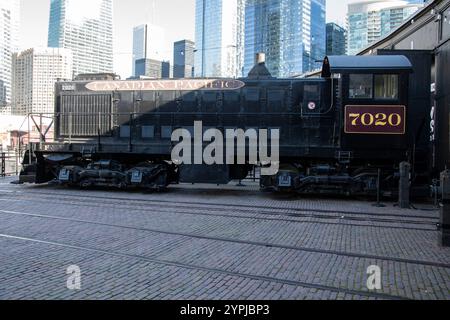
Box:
<box><xmin>19</xmin><ymin>0</ymin><xmax>354</xmax><ymax>78</ymax></box>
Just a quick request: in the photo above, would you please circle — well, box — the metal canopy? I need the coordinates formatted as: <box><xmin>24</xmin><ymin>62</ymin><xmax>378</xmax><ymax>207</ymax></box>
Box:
<box><xmin>325</xmin><ymin>55</ymin><xmax>413</xmax><ymax>73</ymax></box>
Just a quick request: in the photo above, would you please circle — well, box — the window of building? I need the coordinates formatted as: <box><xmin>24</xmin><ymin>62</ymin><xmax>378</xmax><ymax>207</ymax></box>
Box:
<box><xmin>374</xmin><ymin>74</ymin><xmax>399</xmax><ymax>100</ymax></box>
<box><xmin>349</xmin><ymin>74</ymin><xmax>373</xmax><ymax>99</ymax></box>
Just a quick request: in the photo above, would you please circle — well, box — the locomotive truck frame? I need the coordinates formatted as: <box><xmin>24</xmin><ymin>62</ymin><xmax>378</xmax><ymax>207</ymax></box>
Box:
<box><xmin>19</xmin><ymin>53</ymin><xmax>433</xmax><ymax>197</ymax></box>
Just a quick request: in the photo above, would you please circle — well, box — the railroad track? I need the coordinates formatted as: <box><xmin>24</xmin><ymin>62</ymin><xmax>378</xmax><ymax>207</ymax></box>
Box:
<box><xmin>0</xmin><ymin>232</ymin><xmax>410</xmax><ymax>300</ymax></box>
<box><xmin>12</xmin><ymin>187</ymin><xmax>439</xmax><ymax>218</ymax></box>
<box><xmin>0</xmin><ymin>208</ymin><xmax>448</xmax><ymax>269</ymax></box>
<box><xmin>11</xmin><ymin>189</ymin><xmax>437</xmax><ymax>218</ymax></box>
<box><xmin>0</xmin><ymin>190</ymin><xmax>439</xmax><ymax>232</ymax></box>
<box><xmin>0</xmin><ymin>186</ymin><xmax>447</xmax><ymax>300</ymax></box>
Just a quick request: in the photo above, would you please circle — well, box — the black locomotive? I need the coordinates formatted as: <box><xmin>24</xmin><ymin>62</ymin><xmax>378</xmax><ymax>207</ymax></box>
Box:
<box><xmin>20</xmin><ymin>52</ymin><xmax>433</xmax><ymax>197</ymax></box>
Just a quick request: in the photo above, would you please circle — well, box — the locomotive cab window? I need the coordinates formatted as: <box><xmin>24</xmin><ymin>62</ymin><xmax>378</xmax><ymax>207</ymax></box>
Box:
<box><xmin>374</xmin><ymin>74</ymin><xmax>399</xmax><ymax>100</ymax></box>
<box><xmin>349</xmin><ymin>74</ymin><xmax>373</xmax><ymax>99</ymax></box>
<box><xmin>349</xmin><ymin>74</ymin><xmax>399</xmax><ymax>100</ymax></box>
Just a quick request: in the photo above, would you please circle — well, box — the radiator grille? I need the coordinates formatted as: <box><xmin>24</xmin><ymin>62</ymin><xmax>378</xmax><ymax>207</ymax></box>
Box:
<box><xmin>60</xmin><ymin>94</ymin><xmax>112</xmax><ymax>137</ymax></box>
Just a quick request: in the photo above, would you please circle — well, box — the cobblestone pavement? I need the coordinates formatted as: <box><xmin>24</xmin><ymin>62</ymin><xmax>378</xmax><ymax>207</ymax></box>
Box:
<box><xmin>0</xmin><ymin>176</ymin><xmax>449</xmax><ymax>300</ymax></box>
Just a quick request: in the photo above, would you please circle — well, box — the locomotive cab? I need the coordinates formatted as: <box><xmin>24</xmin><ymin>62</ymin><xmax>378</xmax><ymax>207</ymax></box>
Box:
<box><xmin>325</xmin><ymin>55</ymin><xmax>412</xmax><ymax>161</ymax></box>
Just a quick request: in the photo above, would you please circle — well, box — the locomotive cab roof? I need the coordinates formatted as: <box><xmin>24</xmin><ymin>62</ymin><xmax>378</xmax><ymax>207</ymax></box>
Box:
<box><xmin>321</xmin><ymin>55</ymin><xmax>413</xmax><ymax>77</ymax></box>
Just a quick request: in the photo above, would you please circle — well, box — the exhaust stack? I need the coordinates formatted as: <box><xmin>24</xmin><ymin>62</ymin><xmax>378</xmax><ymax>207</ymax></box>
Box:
<box><xmin>255</xmin><ymin>53</ymin><xmax>266</xmax><ymax>65</ymax></box>
<box><xmin>247</xmin><ymin>52</ymin><xmax>273</xmax><ymax>79</ymax></box>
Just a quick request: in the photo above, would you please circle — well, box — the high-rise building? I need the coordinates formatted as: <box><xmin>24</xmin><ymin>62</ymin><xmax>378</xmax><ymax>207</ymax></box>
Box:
<box><xmin>0</xmin><ymin>81</ymin><xmax>6</xmax><ymax>106</ymax></box>
<box><xmin>194</xmin><ymin>0</ymin><xmax>245</xmax><ymax>78</ymax></box>
<box><xmin>0</xmin><ymin>0</ymin><xmax>20</xmax><ymax>106</ymax></box>
<box><xmin>326</xmin><ymin>23</ymin><xmax>347</xmax><ymax>56</ymax></box>
<box><xmin>132</xmin><ymin>24</ymin><xmax>165</xmax><ymax>77</ymax></box>
<box><xmin>11</xmin><ymin>48</ymin><xmax>73</xmax><ymax>115</ymax></box>
<box><xmin>347</xmin><ymin>0</ymin><xmax>424</xmax><ymax>55</ymax></box>
<box><xmin>135</xmin><ymin>58</ymin><xmax>170</xmax><ymax>79</ymax></box>
<box><xmin>244</xmin><ymin>0</ymin><xmax>326</xmax><ymax>78</ymax></box>
<box><xmin>173</xmin><ymin>40</ymin><xmax>195</xmax><ymax>78</ymax></box>
<box><xmin>48</xmin><ymin>0</ymin><xmax>114</xmax><ymax>77</ymax></box>
<box><xmin>161</xmin><ymin>61</ymin><xmax>171</xmax><ymax>79</ymax></box>
<box><xmin>310</xmin><ymin>0</ymin><xmax>327</xmax><ymax>70</ymax></box>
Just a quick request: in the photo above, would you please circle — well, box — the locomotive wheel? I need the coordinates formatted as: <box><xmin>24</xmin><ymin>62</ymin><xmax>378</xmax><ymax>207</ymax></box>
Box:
<box><xmin>79</xmin><ymin>179</ymin><xmax>92</xmax><ymax>188</ymax></box>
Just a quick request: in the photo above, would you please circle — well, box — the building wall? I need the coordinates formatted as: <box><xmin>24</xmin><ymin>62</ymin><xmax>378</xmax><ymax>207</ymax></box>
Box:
<box><xmin>347</xmin><ymin>0</ymin><xmax>424</xmax><ymax>55</ymax></box>
<box><xmin>0</xmin><ymin>80</ymin><xmax>6</xmax><ymax>107</ymax></box>
<box><xmin>326</xmin><ymin>23</ymin><xmax>347</xmax><ymax>56</ymax></box>
<box><xmin>173</xmin><ymin>40</ymin><xmax>195</xmax><ymax>78</ymax></box>
<box><xmin>310</xmin><ymin>0</ymin><xmax>327</xmax><ymax>70</ymax></box>
<box><xmin>161</xmin><ymin>61</ymin><xmax>171</xmax><ymax>79</ymax></box>
<box><xmin>0</xmin><ymin>0</ymin><xmax>20</xmax><ymax>105</ymax></box>
<box><xmin>243</xmin><ymin>0</ymin><xmax>326</xmax><ymax>78</ymax></box>
<box><xmin>135</xmin><ymin>58</ymin><xmax>167</xmax><ymax>79</ymax></box>
<box><xmin>132</xmin><ymin>24</ymin><xmax>165</xmax><ymax>77</ymax></box>
<box><xmin>194</xmin><ymin>0</ymin><xmax>245</xmax><ymax>78</ymax></box>
<box><xmin>12</xmin><ymin>48</ymin><xmax>73</xmax><ymax>115</ymax></box>
<box><xmin>48</xmin><ymin>0</ymin><xmax>114</xmax><ymax>77</ymax></box>
<box><xmin>244</xmin><ymin>0</ymin><xmax>283</xmax><ymax>78</ymax></box>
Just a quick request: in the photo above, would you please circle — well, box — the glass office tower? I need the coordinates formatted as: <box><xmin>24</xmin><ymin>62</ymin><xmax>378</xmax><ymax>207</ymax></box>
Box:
<box><xmin>173</xmin><ymin>40</ymin><xmax>195</xmax><ymax>78</ymax></box>
<box><xmin>244</xmin><ymin>0</ymin><xmax>326</xmax><ymax>78</ymax></box>
<box><xmin>132</xmin><ymin>24</ymin><xmax>165</xmax><ymax>77</ymax></box>
<box><xmin>326</xmin><ymin>23</ymin><xmax>347</xmax><ymax>56</ymax></box>
<box><xmin>194</xmin><ymin>0</ymin><xmax>245</xmax><ymax>78</ymax></box>
<box><xmin>0</xmin><ymin>0</ymin><xmax>20</xmax><ymax>105</ymax></box>
<box><xmin>347</xmin><ymin>0</ymin><xmax>424</xmax><ymax>55</ymax></box>
<box><xmin>48</xmin><ymin>0</ymin><xmax>114</xmax><ymax>77</ymax></box>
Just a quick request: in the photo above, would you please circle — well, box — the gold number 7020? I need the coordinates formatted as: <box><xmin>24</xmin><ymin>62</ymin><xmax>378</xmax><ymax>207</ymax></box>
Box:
<box><xmin>349</xmin><ymin>113</ymin><xmax>402</xmax><ymax>127</ymax></box>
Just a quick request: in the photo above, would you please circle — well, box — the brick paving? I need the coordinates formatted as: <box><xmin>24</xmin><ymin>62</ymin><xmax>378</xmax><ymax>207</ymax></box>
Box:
<box><xmin>0</xmin><ymin>177</ymin><xmax>449</xmax><ymax>300</ymax></box>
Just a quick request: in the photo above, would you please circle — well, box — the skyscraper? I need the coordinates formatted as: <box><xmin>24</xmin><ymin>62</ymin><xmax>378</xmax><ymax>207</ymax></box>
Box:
<box><xmin>0</xmin><ymin>81</ymin><xmax>6</xmax><ymax>107</ymax></box>
<box><xmin>310</xmin><ymin>0</ymin><xmax>327</xmax><ymax>71</ymax></box>
<box><xmin>244</xmin><ymin>0</ymin><xmax>326</xmax><ymax>78</ymax></box>
<box><xmin>12</xmin><ymin>48</ymin><xmax>73</xmax><ymax>115</ymax></box>
<box><xmin>194</xmin><ymin>0</ymin><xmax>245</xmax><ymax>78</ymax></box>
<box><xmin>326</xmin><ymin>23</ymin><xmax>347</xmax><ymax>56</ymax></box>
<box><xmin>132</xmin><ymin>24</ymin><xmax>165</xmax><ymax>77</ymax></box>
<box><xmin>161</xmin><ymin>61</ymin><xmax>171</xmax><ymax>79</ymax></box>
<box><xmin>173</xmin><ymin>40</ymin><xmax>195</xmax><ymax>78</ymax></box>
<box><xmin>48</xmin><ymin>0</ymin><xmax>114</xmax><ymax>77</ymax></box>
<box><xmin>135</xmin><ymin>59</ymin><xmax>171</xmax><ymax>79</ymax></box>
<box><xmin>0</xmin><ymin>0</ymin><xmax>20</xmax><ymax>106</ymax></box>
<box><xmin>347</xmin><ymin>0</ymin><xmax>424</xmax><ymax>55</ymax></box>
